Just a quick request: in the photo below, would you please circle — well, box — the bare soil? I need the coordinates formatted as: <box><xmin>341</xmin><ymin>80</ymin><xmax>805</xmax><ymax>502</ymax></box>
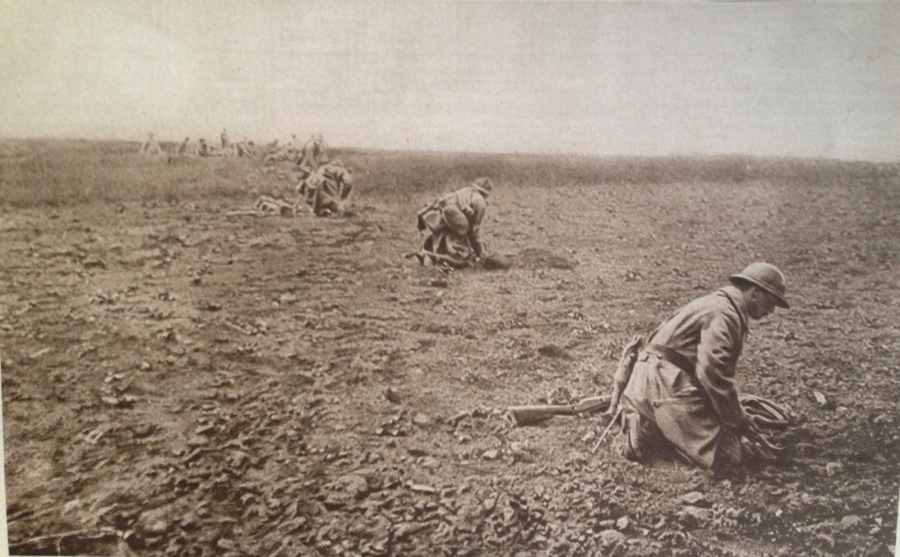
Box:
<box><xmin>2</xmin><ymin>146</ymin><xmax>899</xmax><ymax>556</ymax></box>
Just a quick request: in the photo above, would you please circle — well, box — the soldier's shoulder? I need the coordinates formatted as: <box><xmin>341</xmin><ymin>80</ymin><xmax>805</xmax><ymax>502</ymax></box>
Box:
<box><xmin>683</xmin><ymin>290</ymin><xmax>733</xmax><ymax>315</ymax></box>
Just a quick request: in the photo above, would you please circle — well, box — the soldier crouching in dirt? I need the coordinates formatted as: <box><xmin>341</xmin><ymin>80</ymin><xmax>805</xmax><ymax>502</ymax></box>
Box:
<box><xmin>410</xmin><ymin>177</ymin><xmax>494</xmax><ymax>268</ymax></box>
<box><xmin>296</xmin><ymin>160</ymin><xmax>354</xmax><ymax>217</ymax></box>
<box><xmin>177</xmin><ymin>137</ymin><xmax>194</xmax><ymax>155</ymax></box>
<box><xmin>295</xmin><ymin>133</ymin><xmax>329</xmax><ymax>179</ymax></box>
<box><xmin>197</xmin><ymin>138</ymin><xmax>211</xmax><ymax>157</ymax></box>
<box><xmin>616</xmin><ymin>262</ymin><xmax>790</xmax><ymax>476</ymax></box>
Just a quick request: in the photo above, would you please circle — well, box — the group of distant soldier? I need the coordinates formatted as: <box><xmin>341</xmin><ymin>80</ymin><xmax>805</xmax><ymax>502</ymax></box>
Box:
<box><xmin>139</xmin><ymin>129</ymin><xmax>358</xmax><ymax>218</ymax></box>
<box><xmin>140</xmin><ymin>129</ymin><xmax>336</xmax><ymax>165</ymax></box>
<box><xmin>181</xmin><ymin>129</ymin><xmax>258</xmax><ymax>158</ymax></box>
<box><xmin>276</xmin><ymin>134</ymin><xmax>354</xmax><ymax>217</ymax></box>
<box><xmin>264</xmin><ymin>133</ymin><xmax>327</xmax><ymax>165</ymax></box>
<box><xmin>139</xmin><ymin>125</ymin><xmax>797</xmax><ymax>479</ymax></box>
<box><xmin>138</xmin><ymin>129</ymin><xmax>490</xmax><ymax>261</ymax></box>
<box><xmin>140</xmin><ymin>129</ymin><xmax>257</xmax><ymax>159</ymax></box>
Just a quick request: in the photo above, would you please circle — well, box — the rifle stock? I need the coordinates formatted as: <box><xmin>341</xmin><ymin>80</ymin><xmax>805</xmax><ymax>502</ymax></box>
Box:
<box><xmin>508</xmin><ymin>395</ymin><xmax>611</xmax><ymax>427</ymax></box>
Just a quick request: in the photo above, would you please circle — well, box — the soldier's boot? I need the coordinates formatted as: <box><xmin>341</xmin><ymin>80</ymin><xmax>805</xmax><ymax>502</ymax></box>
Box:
<box><xmin>621</xmin><ymin>411</ymin><xmax>651</xmax><ymax>463</ymax></box>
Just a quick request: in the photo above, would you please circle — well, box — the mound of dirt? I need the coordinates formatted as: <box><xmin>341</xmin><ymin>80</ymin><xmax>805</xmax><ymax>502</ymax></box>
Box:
<box><xmin>483</xmin><ymin>253</ymin><xmax>514</xmax><ymax>271</ymax></box>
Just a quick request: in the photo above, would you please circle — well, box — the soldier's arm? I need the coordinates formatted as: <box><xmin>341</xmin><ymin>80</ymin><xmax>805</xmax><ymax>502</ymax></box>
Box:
<box><xmin>340</xmin><ymin>170</ymin><xmax>353</xmax><ymax>200</ymax></box>
<box><xmin>466</xmin><ymin>197</ymin><xmax>487</xmax><ymax>258</ymax></box>
<box><xmin>694</xmin><ymin>312</ymin><xmax>747</xmax><ymax>431</ymax></box>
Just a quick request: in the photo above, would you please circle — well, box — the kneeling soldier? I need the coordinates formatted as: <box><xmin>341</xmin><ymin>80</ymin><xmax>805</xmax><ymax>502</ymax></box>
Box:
<box><xmin>412</xmin><ymin>177</ymin><xmax>493</xmax><ymax>268</ymax></box>
<box><xmin>619</xmin><ymin>262</ymin><xmax>790</xmax><ymax>475</ymax></box>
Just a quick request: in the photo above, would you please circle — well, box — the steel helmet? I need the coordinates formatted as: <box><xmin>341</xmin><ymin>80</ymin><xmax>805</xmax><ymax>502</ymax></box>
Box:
<box><xmin>473</xmin><ymin>177</ymin><xmax>493</xmax><ymax>194</ymax></box>
<box><xmin>730</xmin><ymin>262</ymin><xmax>789</xmax><ymax>309</ymax></box>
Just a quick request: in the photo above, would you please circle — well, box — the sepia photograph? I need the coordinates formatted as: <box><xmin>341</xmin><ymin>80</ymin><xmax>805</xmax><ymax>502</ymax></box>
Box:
<box><xmin>1</xmin><ymin>1</ymin><xmax>898</xmax><ymax>555</ymax></box>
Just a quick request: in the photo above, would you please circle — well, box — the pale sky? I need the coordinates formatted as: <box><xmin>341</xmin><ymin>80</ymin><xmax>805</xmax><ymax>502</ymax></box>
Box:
<box><xmin>1</xmin><ymin>0</ymin><xmax>898</xmax><ymax>160</ymax></box>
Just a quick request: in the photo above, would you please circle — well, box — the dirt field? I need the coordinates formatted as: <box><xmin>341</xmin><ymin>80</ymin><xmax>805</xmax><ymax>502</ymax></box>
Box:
<box><xmin>2</xmin><ymin>141</ymin><xmax>899</xmax><ymax>556</ymax></box>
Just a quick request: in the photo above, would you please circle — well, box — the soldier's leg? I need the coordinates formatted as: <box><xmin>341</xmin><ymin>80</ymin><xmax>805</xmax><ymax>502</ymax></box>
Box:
<box><xmin>621</xmin><ymin>411</ymin><xmax>663</xmax><ymax>463</ymax></box>
<box><xmin>314</xmin><ymin>194</ymin><xmax>341</xmax><ymax>217</ymax></box>
<box><xmin>417</xmin><ymin>234</ymin><xmax>438</xmax><ymax>265</ymax></box>
<box><xmin>440</xmin><ymin>233</ymin><xmax>476</xmax><ymax>267</ymax></box>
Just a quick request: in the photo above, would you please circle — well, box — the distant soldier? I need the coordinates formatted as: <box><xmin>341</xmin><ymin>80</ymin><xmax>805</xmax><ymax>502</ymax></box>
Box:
<box><xmin>177</xmin><ymin>137</ymin><xmax>192</xmax><ymax>154</ymax></box>
<box><xmin>297</xmin><ymin>160</ymin><xmax>354</xmax><ymax>217</ymax></box>
<box><xmin>265</xmin><ymin>137</ymin><xmax>296</xmax><ymax>163</ymax></box>
<box><xmin>236</xmin><ymin>138</ymin><xmax>256</xmax><ymax>158</ymax></box>
<box><xmin>139</xmin><ymin>132</ymin><xmax>165</xmax><ymax>156</ymax></box>
<box><xmin>200</xmin><ymin>138</ymin><xmax>230</xmax><ymax>157</ymax></box>
<box><xmin>197</xmin><ymin>138</ymin><xmax>210</xmax><ymax>157</ymax></box>
<box><xmin>221</xmin><ymin>128</ymin><xmax>231</xmax><ymax>151</ymax></box>
<box><xmin>295</xmin><ymin>133</ymin><xmax>329</xmax><ymax>178</ymax></box>
<box><xmin>411</xmin><ymin>178</ymin><xmax>493</xmax><ymax>268</ymax></box>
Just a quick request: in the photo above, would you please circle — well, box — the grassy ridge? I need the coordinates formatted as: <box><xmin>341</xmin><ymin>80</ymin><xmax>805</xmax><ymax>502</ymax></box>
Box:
<box><xmin>2</xmin><ymin>139</ymin><xmax>899</xmax><ymax>209</ymax></box>
<box><xmin>0</xmin><ymin>140</ymin><xmax>257</xmax><ymax>208</ymax></box>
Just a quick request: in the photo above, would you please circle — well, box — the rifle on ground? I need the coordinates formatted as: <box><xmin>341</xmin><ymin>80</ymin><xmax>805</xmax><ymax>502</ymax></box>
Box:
<box><xmin>507</xmin><ymin>395</ymin><xmax>611</xmax><ymax>427</ymax></box>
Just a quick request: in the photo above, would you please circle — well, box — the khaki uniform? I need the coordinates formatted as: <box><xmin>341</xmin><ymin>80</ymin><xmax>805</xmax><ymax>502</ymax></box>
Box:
<box><xmin>177</xmin><ymin>138</ymin><xmax>192</xmax><ymax>154</ymax></box>
<box><xmin>300</xmin><ymin>163</ymin><xmax>353</xmax><ymax>216</ymax></box>
<box><xmin>415</xmin><ymin>185</ymin><xmax>488</xmax><ymax>267</ymax></box>
<box><xmin>621</xmin><ymin>285</ymin><xmax>750</xmax><ymax>470</ymax></box>
<box><xmin>296</xmin><ymin>139</ymin><xmax>328</xmax><ymax>177</ymax></box>
<box><xmin>139</xmin><ymin>134</ymin><xmax>165</xmax><ymax>156</ymax></box>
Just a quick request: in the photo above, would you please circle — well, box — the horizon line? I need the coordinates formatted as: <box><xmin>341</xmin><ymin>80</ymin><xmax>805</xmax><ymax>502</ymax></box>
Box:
<box><xmin>1</xmin><ymin>136</ymin><xmax>898</xmax><ymax>165</ymax></box>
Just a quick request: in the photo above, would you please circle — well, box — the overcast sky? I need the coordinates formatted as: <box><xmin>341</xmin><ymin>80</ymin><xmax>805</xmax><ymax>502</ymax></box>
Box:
<box><xmin>1</xmin><ymin>1</ymin><xmax>897</xmax><ymax>160</ymax></box>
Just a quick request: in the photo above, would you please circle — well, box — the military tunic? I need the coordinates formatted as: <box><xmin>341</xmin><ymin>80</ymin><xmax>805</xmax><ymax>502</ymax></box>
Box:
<box><xmin>308</xmin><ymin>163</ymin><xmax>353</xmax><ymax>216</ymax></box>
<box><xmin>621</xmin><ymin>285</ymin><xmax>751</xmax><ymax>469</ymax></box>
<box><xmin>296</xmin><ymin>139</ymin><xmax>328</xmax><ymax>177</ymax></box>
<box><xmin>415</xmin><ymin>185</ymin><xmax>488</xmax><ymax>266</ymax></box>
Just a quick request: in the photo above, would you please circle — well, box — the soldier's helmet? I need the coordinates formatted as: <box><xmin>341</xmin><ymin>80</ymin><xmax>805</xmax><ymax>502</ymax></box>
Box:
<box><xmin>313</xmin><ymin>133</ymin><xmax>325</xmax><ymax>143</ymax></box>
<box><xmin>473</xmin><ymin>177</ymin><xmax>493</xmax><ymax>195</ymax></box>
<box><xmin>730</xmin><ymin>262</ymin><xmax>789</xmax><ymax>308</ymax></box>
